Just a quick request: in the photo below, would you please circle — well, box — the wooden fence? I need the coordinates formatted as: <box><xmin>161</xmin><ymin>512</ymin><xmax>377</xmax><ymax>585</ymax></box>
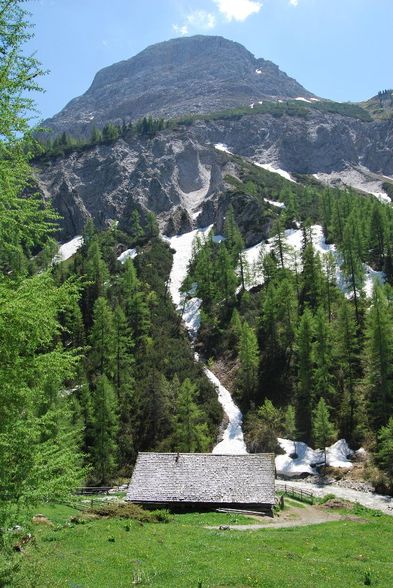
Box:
<box><xmin>275</xmin><ymin>483</ymin><xmax>314</xmax><ymax>504</ymax></box>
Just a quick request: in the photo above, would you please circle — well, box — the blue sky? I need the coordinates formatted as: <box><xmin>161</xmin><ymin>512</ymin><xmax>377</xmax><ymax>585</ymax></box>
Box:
<box><xmin>26</xmin><ymin>0</ymin><xmax>393</xmax><ymax>121</ymax></box>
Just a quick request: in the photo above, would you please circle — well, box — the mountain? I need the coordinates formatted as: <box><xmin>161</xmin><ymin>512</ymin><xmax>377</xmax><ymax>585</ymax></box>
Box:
<box><xmin>43</xmin><ymin>35</ymin><xmax>314</xmax><ymax>138</ymax></box>
<box><xmin>35</xmin><ymin>36</ymin><xmax>393</xmax><ymax>240</ymax></box>
<box><xmin>35</xmin><ymin>108</ymin><xmax>393</xmax><ymax>240</ymax></box>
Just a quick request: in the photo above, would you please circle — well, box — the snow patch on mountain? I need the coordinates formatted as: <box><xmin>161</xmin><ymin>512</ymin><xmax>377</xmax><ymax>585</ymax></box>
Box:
<box><xmin>117</xmin><ymin>248</ymin><xmax>137</xmax><ymax>263</ymax></box>
<box><xmin>254</xmin><ymin>161</ymin><xmax>296</xmax><ymax>183</ymax></box>
<box><xmin>276</xmin><ymin>438</ymin><xmax>353</xmax><ymax>477</ymax></box>
<box><xmin>205</xmin><ymin>368</ymin><xmax>247</xmax><ymax>455</ymax></box>
<box><xmin>168</xmin><ymin>227</ymin><xmax>212</xmax><ymax>308</ymax></box>
<box><xmin>313</xmin><ymin>166</ymin><xmax>391</xmax><ymax>204</ymax></box>
<box><xmin>53</xmin><ymin>236</ymin><xmax>83</xmax><ymax>263</ymax></box>
<box><xmin>214</xmin><ymin>143</ymin><xmax>232</xmax><ymax>154</ymax></box>
<box><xmin>264</xmin><ymin>198</ymin><xmax>285</xmax><ymax>208</ymax></box>
<box><xmin>364</xmin><ymin>266</ymin><xmax>386</xmax><ymax>298</ymax></box>
<box><xmin>242</xmin><ymin>224</ymin><xmax>384</xmax><ymax>297</ymax></box>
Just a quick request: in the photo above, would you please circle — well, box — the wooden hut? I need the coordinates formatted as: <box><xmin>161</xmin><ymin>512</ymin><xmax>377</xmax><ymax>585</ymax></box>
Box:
<box><xmin>127</xmin><ymin>452</ymin><xmax>275</xmax><ymax>515</ymax></box>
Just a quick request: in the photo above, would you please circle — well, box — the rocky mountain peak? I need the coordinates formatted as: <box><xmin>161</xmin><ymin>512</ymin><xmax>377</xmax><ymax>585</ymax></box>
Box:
<box><xmin>44</xmin><ymin>35</ymin><xmax>314</xmax><ymax>138</ymax></box>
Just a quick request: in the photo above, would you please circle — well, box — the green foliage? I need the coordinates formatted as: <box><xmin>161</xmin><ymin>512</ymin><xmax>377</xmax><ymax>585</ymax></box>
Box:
<box><xmin>375</xmin><ymin>417</ymin><xmax>393</xmax><ymax>478</ymax></box>
<box><xmin>245</xmin><ymin>399</ymin><xmax>283</xmax><ymax>452</ymax></box>
<box><xmin>312</xmin><ymin>398</ymin><xmax>336</xmax><ymax>463</ymax></box>
<box><xmin>237</xmin><ymin>321</ymin><xmax>259</xmax><ymax>402</ymax></box>
<box><xmin>364</xmin><ymin>284</ymin><xmax>393</xmax><ymax>428</ymax></box>
<box><xmin>0</xmin><ymin>1</ymin><xmax>85</xmax><ymax>536</ymax></box>
<box><xmin>91</xmin><ymin>375</ymin><xmax>119</xmax><ymax>484</ymax></box>
<box><xmin>172</xmin><ymin>379</ymin><xmax>210</xmax><ymax>452</ymax></box>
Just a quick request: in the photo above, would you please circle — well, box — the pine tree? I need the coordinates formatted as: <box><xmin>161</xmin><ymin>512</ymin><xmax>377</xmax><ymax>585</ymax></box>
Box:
<box><xmin>375</xmin><ymin>418</ymin><xmax>393</xmax><ymax>478</ymax></box>
<box><xmin>312</xmin><ymin>308</ymin><xmax>335</xmax><ymax>406</ymax></box>
<box><xmin>173</xmin><ymin>379</ymin><xmax>209</xmax><ymax>452</ymax></box>
<box><xmin>82</xmin><ymin>237</ymin><xmax>110</xmax><ymax>324</ymax></box>
<box><xmin>295</xmin><ymin>309</ymin><xmax>314</xmax><ymax>441</ymax></box>
<box><xmin>245</xmin><ymin>399</ymin><xmax>282</xmax><ymax>453</ymax></box>
<box><xmin>238</xmin><ymin>321</ymin><xmax>259</xmax><ymax>402</ymax></box>
<box><xmin>216</xmin><ymin>245</ymin><xmax>238</xmax><ymax>304</ymax></box>
<box><xmin>334</xmin><ymin>299</ymin><xmax>360</xmax><ymax>440</ymax></box>
<box><xmin>0</xmin><ymin>1</ymin><xmax>84</xmax><ymax>530</ymax></box>
<box><xmin>130</xmin><ymin>209</ymin><xmax>144</xmax><ymax>242</ymax></box>
<box><xmin>102</xmin><ymin>122</ymin><xmax>120</xmax><ymax>142</ymax></box>
<box><xmin>271</xmin><ymin>217</ymin><xmax>288</xmax><ymax>269</ymax></box>
<box><xmin>145</xmin><ymin>211</ymin><xmax>159</xmax><ymax>239</ymax></box>
<box><xmin>91</xmin><ymin>375</ymin><xmax>119</xmax><ymax>484</ymax></box>
<box><xmin>89</xmin><ymin>297</ymin><xmax>115</xmax><ymax>378</ymax></box>
<box><xmin>284</xmin><ymin>405</ymin><xmax>297</xmax><ymax>439</ymax></box>
<box><xmin>223</xmin><ymin>205</ymin><xmax>244</xmax><ymax>262</ymax></box>
<box><xmin>312</xmin><ymin>398</ymin><xmax>336</xmax><ymax>466</ymax></box>
<box><xmin>90</xmin><ymin>126</ymin><xmax>102</xmax><ymax>144</ymax></box>
<box><xmin>147</xmin><ymin>372</ymin><xmax>175</xmax><ymax>448</ymax></box>
<box><xmin>340</xmin><ymin>215</ymin><xmax>365</xmax><ymax>321</ymax></box>
<box><xmin>322</xmin><ymin>251</ymin><xmax>337</xmax><ymax>321</ymax></box>
<box><xmin>363</xmin><ymin>284</ymin><xmax>393</xmax><ymax>428</ymax></box>
<box><xmin>300</xmin><ymin>243</ymin><xmax>323</xmax><ymax>310</ymax></box>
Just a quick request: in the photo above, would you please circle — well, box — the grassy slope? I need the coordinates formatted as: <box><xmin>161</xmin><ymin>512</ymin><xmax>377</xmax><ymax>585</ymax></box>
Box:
<box><xmin>9</xmin><ymin>503</ymin><xmax>393</xmax><ymax>587</ymax></box>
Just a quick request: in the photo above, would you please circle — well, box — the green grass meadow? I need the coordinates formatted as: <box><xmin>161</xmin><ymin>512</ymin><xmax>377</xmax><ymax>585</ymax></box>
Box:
<box><xmin>5</xmin><ymin>501</ymin><xmax>393</xmax><ymax>588</ymax></box>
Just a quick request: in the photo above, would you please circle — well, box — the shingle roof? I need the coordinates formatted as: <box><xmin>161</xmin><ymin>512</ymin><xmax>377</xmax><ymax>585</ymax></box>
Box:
<box><xmin>127</xmin><ymin>453</ymin><xmax>275</xmax><ymax>505</ymax></box>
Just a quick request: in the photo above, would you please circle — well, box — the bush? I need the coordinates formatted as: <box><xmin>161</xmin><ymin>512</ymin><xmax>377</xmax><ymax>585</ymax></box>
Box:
<box><xmin>87</xmin><ymin>502</ymin><xmax>170</xmax><ymax>523</ymax></box>
<box><xmin>318</xmin><ymin>493</ymin><xmax>336</xmax><ymax>504</ymax></box>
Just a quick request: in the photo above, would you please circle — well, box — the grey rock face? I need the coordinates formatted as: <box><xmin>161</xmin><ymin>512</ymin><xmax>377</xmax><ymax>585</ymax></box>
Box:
<box><xmin>35</xmin><ymin>110</ymin><xmax>393</xmax><ymax>246</ymax></box>
<box><xmin>43</xmin><ymin>35</ymin><xmax>314</xmax><ymax>138</ymax></box>
<box><xmin>34</xmin><ymin>130</ymin><xmax>240</xmax><ymax>239</ymax></box>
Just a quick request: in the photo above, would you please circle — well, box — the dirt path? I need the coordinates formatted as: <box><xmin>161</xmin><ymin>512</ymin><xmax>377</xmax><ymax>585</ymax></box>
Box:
<box><xmin>207</xmin><ymin>503</ymin><xmax>361</xmax><ymax>531</ymax></box>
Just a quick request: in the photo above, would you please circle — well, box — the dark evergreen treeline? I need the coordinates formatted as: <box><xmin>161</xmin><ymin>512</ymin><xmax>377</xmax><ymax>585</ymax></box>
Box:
<box><xmin>184</xmin><ymin>168</ymin><xmax>393</xmax><ymax>489</ymax></box>
<box><xmin>53</xmin><ymin>215</ymin><xmax>221</xmax><ymax>485</ymax></box>
<box><xmin>35</xmin><ymin>116</ymin><xmax>170</xmax><ymax>159</ymax></box>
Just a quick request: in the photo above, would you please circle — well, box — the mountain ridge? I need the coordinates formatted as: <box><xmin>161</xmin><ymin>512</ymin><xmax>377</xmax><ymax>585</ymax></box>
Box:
<box><xmin>43</xmin><ymin>35</ymin><xmax>315</xmax><ymax>138</ymax></box>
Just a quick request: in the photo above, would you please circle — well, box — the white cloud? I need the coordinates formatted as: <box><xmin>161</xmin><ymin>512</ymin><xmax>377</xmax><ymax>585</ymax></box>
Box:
<box><xmin>214</xmin><ymin>0</ymin><xmax>262</xmax><ymax>22</ymax></box>
<box><xmin>187</xmin><ymin>10</ymin><xmax>216</xmax><ymax>29</ymax></box>
<box><xmin>172</xmin><ymin>24</ymin><xmax>189</xmax><ymax>36</ymax></box>
<box><xmin>289</xmin><ymin>0</ymin><xmax>299</xmax><ymax>5</ymax></box>
<box><xmin>173</xmin><ymin>10</ymin><xmax>216</xmax><ymax>36</ymax></box>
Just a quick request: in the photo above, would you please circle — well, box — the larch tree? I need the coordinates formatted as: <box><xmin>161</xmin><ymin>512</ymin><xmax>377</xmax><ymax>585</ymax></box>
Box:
<box><xmin>312</xmin><ymin>398</ymin><xmax>336</xmax><ymax>467</ymax></box>
<box><xmin>363</xmin><ymin>284</ymin><xmax>393</xmax><ymax>429</ymax></box>
<box><xmin>238</xmin><ymin>321</ymin><xmax>259</xmax><ymax>402</ymax></box>
<box><xmin>295</xmin><ymin>308</ymin><xmax>314</xmax><ymax>441</ymax></box>
<box><xmin>173</xmin><ymin>379</ymin><xmax>209</xmax><ymax>452</ymax></box>
<box><xmin>0</xmin><ymin>0</ymin><xmax>85</xmax><ymax>532</ymax></box>
<box><xmin>91</xmin><ymin>375</ymin><xmax>119</xmax><ymax>484</ymax></box>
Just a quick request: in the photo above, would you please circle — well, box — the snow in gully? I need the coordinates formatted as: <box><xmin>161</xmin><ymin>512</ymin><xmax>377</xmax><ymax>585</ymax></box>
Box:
<box><xmin>167</xmin><ymin>228</ymin><xmax>247</xmax><ymax>455</ymax></box>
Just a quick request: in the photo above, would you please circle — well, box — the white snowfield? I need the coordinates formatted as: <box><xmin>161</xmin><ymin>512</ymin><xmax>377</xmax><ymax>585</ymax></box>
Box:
<box><xmin>53</xmin><ymin>236</ymin><xmax>83</xmax><ymax>263</ymax></box>
<box><xmin>276</xmin><ymin>438</ymin><xmax>353</xmax><ymax>477</ymax></box>
<box><xmin>167</xmin><ymin>227</ymin><xmax>247</xmax><ymax>455</ymax></box>
<box><xmin>295</xmin><ymin>97</ymin><xmax>312</xmax><ymax>103</ymax></box>
<box><xmin>214</xmin><ymin>143</ymin><xmax>233</xmax><ymax>154</ymax></box>
<box><xmin>242</xmin><ymin>224</ymin><xmax>385</xmax><ymax>297</ymax></box>
<box><xmin>168</xmin><ymin>227</ymin><xmax>212</xmax><ymax>308</ymax></box>
<box><xmin>117</xmin><ymin>248</ymin><xmax>137</xmax><ymax>263</ymax></box>
<box><xmin>253</xmin><ymin>161</ymin><xmax>296</xmax><ymax>183</ymax></box>
<box><xmin>205</xmin><ymin>368</ymin><xmax>247</xmax><ymax>455</ymax></box>
<box><xmin>264</xmin><ymin>198</ymin><xmax>286</xmax><ymax>209</ymax></box>
<box><xmin>313</xmin><ymin>166</ymin><xmax>392</xmax><ymax>204</ymax></box>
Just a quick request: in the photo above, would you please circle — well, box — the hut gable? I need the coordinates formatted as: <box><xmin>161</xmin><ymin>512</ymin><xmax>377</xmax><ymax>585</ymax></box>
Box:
<box><xmin>127</xmin><ymin>453</ymin><xmax>275</xmax><ymax>507</ymax></box>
